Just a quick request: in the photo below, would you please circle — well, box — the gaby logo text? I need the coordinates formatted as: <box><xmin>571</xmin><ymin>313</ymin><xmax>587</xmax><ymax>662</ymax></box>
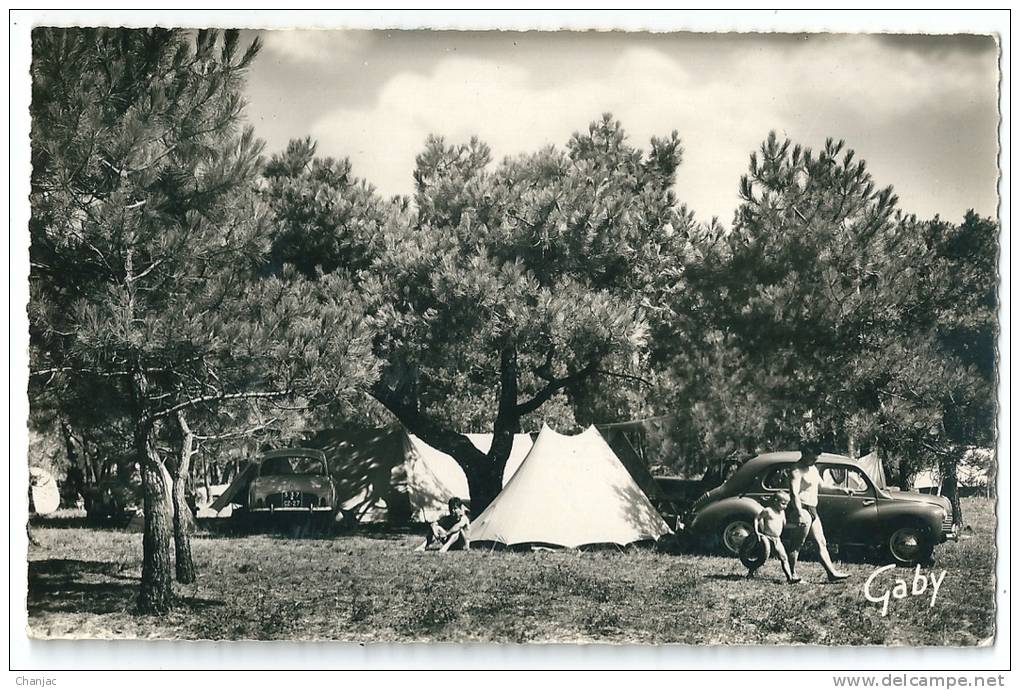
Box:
<box><xmin>863</xmin><ymin>564</ymin><xmax>946</xmax><ymax>617</ymax></box>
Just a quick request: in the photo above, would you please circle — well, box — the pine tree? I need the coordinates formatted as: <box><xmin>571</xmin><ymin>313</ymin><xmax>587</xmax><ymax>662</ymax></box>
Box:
<box><xmin>28</xmin><ymin>28</ymin><xmax>382</xmax><ymax>612</ymax></box>
<box><xmin>30</xmin><ymin>28</ymin><xmax>268</xmax><ymax>611</ymax></box>
<box><xmin>265</xmin><ymin>115</ymin><xmax>698</xmax><ymax>510</ymax></box>
<box><xmin>676</xmin><ymin>132</ymin><xmax>997</xmax><ymax>524</ymax></box>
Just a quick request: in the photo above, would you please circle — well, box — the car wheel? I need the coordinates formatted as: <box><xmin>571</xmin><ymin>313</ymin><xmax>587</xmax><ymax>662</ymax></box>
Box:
<box><xmin>887</xmin><ymin>523</ymin><xmax>935</xmax><ymax>566</ymax></box>
<box><xmin>720</xmin><ymin>518</ymin><xmax>755</xmax><ymax>556</ymax></box>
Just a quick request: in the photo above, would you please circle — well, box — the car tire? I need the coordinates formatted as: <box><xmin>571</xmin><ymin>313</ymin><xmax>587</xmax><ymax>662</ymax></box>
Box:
<box><xmin>886</xmin><ymin>522</ymin><xmax>935</xmax><ymax>567</ymax></box>
<box><xmin>719</xmin><ymin>517</ymin><xmax>755</xmax><ymax>556</ymax></box>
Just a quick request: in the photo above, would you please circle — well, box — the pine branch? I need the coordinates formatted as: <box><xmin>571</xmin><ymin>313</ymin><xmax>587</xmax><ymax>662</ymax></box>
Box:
<box><xmin>515</xmin><ymin>361</ymin><xmax>597</xmax><ymax>416</ymax></box>
<box><xmin>150</xmin><ymin>389</ymin><xmax>295</xmax><ymax>422</ymax></box>
<box><xmin>193</xmin><ymin>417</ymin><xmax>280</xmax><ymax>442</ymax></box>
<box><xmin>592</xmin><ymin>369</ymin><xmax>653</xmax><ymax>387</ymax></box>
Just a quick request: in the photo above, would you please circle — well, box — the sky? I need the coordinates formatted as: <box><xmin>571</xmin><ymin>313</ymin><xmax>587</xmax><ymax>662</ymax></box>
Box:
<box><xmin>242</xmin><ymin>30</ymin><xmax>1000</xmax><ymax>225</ymax></box>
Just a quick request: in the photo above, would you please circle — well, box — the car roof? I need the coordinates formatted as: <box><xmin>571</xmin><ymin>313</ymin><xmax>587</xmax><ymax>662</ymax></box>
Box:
<box><xmin>742</xmin><ymin>451</ymin><xmax>859</xmax><ymax>472</ymax></box>
<box><xmin>258</xmin><ymin>447</ymin><xmax>327</xmax><ymax>461</ymax></box>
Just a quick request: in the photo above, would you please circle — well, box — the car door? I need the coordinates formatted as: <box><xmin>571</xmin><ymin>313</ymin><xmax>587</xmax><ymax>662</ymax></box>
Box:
<box><xmin>816</xmin><ymin>464</ymin><xmax>880</xmax><ymax>545</ymax></box>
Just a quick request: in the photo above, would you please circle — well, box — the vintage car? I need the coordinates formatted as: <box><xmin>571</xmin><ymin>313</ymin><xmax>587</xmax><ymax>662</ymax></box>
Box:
<box><xmin>686</xmin><ymin>451</ymin><xmax>957</xmax><ymax>566</ymax></box>
<box><xmin>652</xmin><ymin>476</ymin><xmax>707</xmax><ymax>529</ymax></box>
<box><xmin>244</xmin><ymin>448</ymin><xmax>337</xmax><ymax>520</ymax></box>
<box><xmin>82</xmin><ymin>477</ymin><xmax>143</xmax><ymax>524</ymax></box>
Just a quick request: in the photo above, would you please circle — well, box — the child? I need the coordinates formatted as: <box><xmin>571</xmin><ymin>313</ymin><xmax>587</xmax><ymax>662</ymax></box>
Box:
<box><xmin>743</xmin><ymin>491</ymin><xmax>800</xmax><ymax>583</ymax></box>
<box><xmin>415</xmin><ymin>497</ymin><xmax>471</xmax><ymax>552</ymax></box>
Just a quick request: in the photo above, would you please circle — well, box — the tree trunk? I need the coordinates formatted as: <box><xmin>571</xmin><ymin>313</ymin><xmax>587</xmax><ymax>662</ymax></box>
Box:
<box><xmin>895</xmin><ymin>452</ymin><xmax>912</xmax><ymax>491</ymax></box>
<box><xmin>59</xmin><ymin>419</ymin><xmax>79</xmax><ymax>471</ymax></box>
<box><xmin>124</xmin><ymin>245</ymin><xmax>174</xmax><ymax>613</ymax></box>
<box><xmin>172</xmin><ymin>411</ymin><xmax>197</xmax><ymax>584</ymax></box>
<box><xmin>202</xmin><ymin>449</ymin><xmax>211</xmax><ymax>503</ymax></box>
<box><xmin>369</xmin><ymin>344</ymin><xmax>578</xmax><ymax>515</ymax></box>
<box><xmin>897</xmin><ymin>466</ymin><xmax>911</xmax><ymax>492</ymax></box>
<box><xmin>487</xmin><ymin>345</ymin><xmax>521</xmax><ymax>488</ymax></box>
<box><xmin>58</xmin><ymin>420</ymin><xmax>85</xmax><ymax>506</ymax></box>
<box><xmin>80</xmin><ymin>429</ymin><xmax>101</xmax><ymax>485</ymax></box>
<box><xmin>463</xmin><ymin>461</ymin><xmax>503</xmax><ymax>517</ymax></box>
<box><xmin>136</xmin><ymin>423</ymin><xmax>175</xmax><ymax>614</ymax></box>
<box><xmin>939</xmin><ymin>450</ymin><xmax>963</xmax><ymax>527</ymax></box>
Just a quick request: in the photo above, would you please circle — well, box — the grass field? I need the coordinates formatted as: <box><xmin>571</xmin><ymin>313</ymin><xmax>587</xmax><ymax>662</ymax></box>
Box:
<box><xmin>26</xmin><ymin>497</ymin><xmax>997</xmax><ymax>645</ymax></box>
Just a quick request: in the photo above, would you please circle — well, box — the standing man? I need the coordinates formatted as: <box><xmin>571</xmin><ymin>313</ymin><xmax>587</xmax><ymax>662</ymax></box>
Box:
<box><xmin>787</xmin><ymin>442</ymin><xmax>850</xmax><ymax>582</ymax></box>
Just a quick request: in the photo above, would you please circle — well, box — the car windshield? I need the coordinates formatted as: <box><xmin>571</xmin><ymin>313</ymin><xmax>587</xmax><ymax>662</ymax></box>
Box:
<box><xmin>259</xmin><ymin>456</ymin><xmax>324</xmax><ymax>476</ymax></box>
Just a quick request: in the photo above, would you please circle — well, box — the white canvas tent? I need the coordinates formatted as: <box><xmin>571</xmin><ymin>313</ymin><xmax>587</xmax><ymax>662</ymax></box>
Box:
<box><xmin>210</xmin><ymin>427</ymin><xmax>534</xmax><ymax>524</ymax></box>
<box><xmin>911</xmin><ymin>448</ymin><xmax>995</xmax><ymax>497</ymax></box>
<box><xmin>29</xmin><ymin>466</ymin><xmax>60</xmax><ymax>515</ymax></box>
<box><xmin>196</xmin><ymin>483</ymin><xmax>233</xmax><ymax>518</ymax></box>
<box><xmin>496</xmin><ymin>433</ymin><xmax>538</xmax><ymax>486</ymax></box>
<box><xmin>308</xmin><ymin>427</ymin><xmax>533</xmax><ymax>524</ymax></box>
<box><xmin>854</xmin><ymin>451</ymin><xmax>888</xmax><ymax>490</ymax></box>
<box><xmin>959</xmin><ymin>448</ymin><xmax>995</xmax><ymax>494</ymax></box>
<box><xmin>913</xmin><ymin>469</ymin><xmax>941</xmax><ymax>494</ymax></box>
<box><xmin>468</xmin><ymin>425</ymin><xmax>672</xmax><ymax>549</ymax></box>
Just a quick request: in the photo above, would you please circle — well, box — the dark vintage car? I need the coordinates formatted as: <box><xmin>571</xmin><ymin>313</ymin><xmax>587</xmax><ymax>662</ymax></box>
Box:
<box><xmin>652</xmin><ymin>477</ymin><xmax>708</xmax><ymax>530</ymax></box>
<box><xmin>82</xmin><ymin>478</ymin><xmax>143</xmax><ymax>524</ymax></box>
<box><xmin>652</xmin><ymin>459</ymin><xmax>745</xmax><ymax>525</ymax></box>
<box><xmin>686</xmin><ymin>451</ymin><xmax>957</xmax><ymax>566</ymax></box>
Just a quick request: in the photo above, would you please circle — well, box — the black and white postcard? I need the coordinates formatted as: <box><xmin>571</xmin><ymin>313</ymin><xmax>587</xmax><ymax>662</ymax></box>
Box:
<box><xmin>10</xmin><ymin>9</ymin><xmax>1010</xmax><ymax>678</ymax></box>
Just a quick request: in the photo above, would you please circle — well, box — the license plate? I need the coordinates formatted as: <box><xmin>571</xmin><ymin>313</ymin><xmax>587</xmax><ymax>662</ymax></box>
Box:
<box><xmin>281</xmin><ymin>491</ymin><xmax>302</xmax><ymax>508</ymax></box>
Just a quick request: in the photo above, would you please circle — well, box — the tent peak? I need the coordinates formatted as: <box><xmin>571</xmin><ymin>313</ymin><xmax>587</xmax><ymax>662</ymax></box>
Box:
<box><xmin>535</xmin><ymin>424</ymin><xmax>600</xmax><ymax>439</ymax></box>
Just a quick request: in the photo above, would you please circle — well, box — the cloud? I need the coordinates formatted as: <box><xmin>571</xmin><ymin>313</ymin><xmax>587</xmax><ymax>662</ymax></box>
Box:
<box><xmin>308</xmin><ymin>48</ymin><xmax>707</xmax><ymax>203</ymax></box>
<box><xmin>261</xmin><ymin>30</ymin><xmax>369</xmax><ymax>64</ymax></box>
<box><xmin>301</xmin><ymin>35</ymin><xmax>998</xmax><ymax>222</ymax></box>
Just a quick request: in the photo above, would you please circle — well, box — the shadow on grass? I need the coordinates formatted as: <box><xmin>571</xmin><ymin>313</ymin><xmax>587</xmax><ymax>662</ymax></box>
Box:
<box><xmin>29</xmin><ymin>515</ymin><xmax>134</xmax><ymax>531</ymax></box>
<box><xmin>28</xmin><ymin>558</ymin><xmax>224</xmax><ymax>616</ymax></box>
<box><xmin>194</xmin><ymin>518</ymin><xmax>421</xmax><ymax>542</ymax></box>
<box><xmin>261</xmin><ymin>525</ymin><xmax>422</xmax><ymax>542</ymax></box>
<box><xmin>346</xmin><ymin>524</ymin><xmax>424</xmax><ymax>539</ymax></box>
<box><xmin>703</xmin><ymin>573</ymin><xmax>749</xmax><ymax>582</ymax></box>
<box><xmin>193</xmin><ymin>518</ymin><xmax>332</xmax><ymax>540</ymax></box>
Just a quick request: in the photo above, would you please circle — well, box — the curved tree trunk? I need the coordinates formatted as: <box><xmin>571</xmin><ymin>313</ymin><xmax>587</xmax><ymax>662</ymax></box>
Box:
<box><xmin>369</xmin><ymin>349</ymin><xmax>526</xmax><ymax>515</ymax></box>
<box><xmin>172</xmin><ymin>411</ymin><xmax>197</xmax><ymax>584</ymax></box>
<box><xmin>137</xmin><ymin>425</ymin><xmax>175</xmax><ymax>614</ymax></box>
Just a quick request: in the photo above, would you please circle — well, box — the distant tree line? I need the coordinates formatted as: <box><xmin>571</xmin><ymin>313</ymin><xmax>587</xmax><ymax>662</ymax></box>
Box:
<box><xmin>28</xmin><ymin>28</ymin><xmax>997</xmax><ymax>614</ymax></box>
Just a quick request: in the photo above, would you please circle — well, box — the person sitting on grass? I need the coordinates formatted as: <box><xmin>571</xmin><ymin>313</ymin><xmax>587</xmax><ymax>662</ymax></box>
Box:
<box><xmin>415</xmin><ymin>497</ymin><xmax>471</xmax><ymax>552</ymax></box>
<box><xmin>742</xmin><ymin>491</ymin><xmax>800</xmax><ymax>584</ymax></box>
